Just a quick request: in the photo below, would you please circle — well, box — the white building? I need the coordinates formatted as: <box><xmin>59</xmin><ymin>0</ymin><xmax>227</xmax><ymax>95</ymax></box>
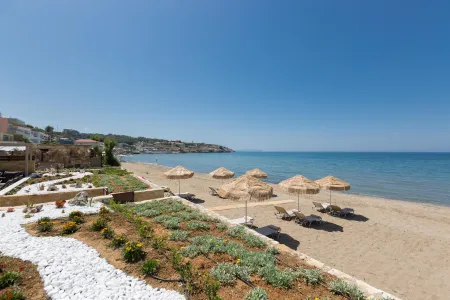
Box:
<box><xmin>8</xmin><ymin>126</ymin><xmax>49</xmax><ymax>144</ymax></box>
<box><xmin>74</xmin><ymin>139</ymin><xmax>104</xmax><ymax>148</ymax></box>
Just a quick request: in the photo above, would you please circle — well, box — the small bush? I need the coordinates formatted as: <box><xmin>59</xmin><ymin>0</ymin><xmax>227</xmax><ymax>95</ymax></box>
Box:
<box><xmin>153</xmin><ymin>215</ymin><xmax>181</xmax><ymax>229</ymax></box>
<box><xmin>91</xmin><ymin>218</ymin><xmax>108</xmax><ymax>231</ymax></box>
<box><xmin>186</xmin><ymin>221</ymin><xmax>210</xmax><ymax>231</ymax></box>
<box><xmin>61</xmin><ymin>221</ymin><xmax>78</xmax><ymax>234</ymax></box>
<box><xmin>101</xmin><ymin>227</ymin><xmax>115</xmax><ymax>239</ymax></box>
<box><xmin>328</xmin><ymin>280</ymin><xmax>366</xmax><ymax>300</ymax></box>
<box><xmin>266</xmin><ymin>246</ymin><xmax>279</xmax><ymax>255</ymax></box>
<box><xmin>0</xmin><ymin>288</ymin><xmax>25</xmax><ymax>300</ymax></box>
<box><xmin>123</xmin><ymin>242</ymin><xmax>146</xmax><ymax>263</ymax></box>
<box><xmin>142</xmin><ymin>259</ymin><xmax>159</xmax><ymax>276</ymax></box>
<box><xmin>138</xmin><ymin>209</ymin><xmax>162</xmax><ymax>218</ymax></box>
<box><xmin>68</xmin><ymin>211</ymin><xmax>85</xmax><ymax>224</ymax></box>
<box><xmin>295</xmin><ymin>268</ymin><xmax>324</xmax><ymax>286</ymax></box>
<box><xmin>151</xmin><ymin>235</ymin><xmax>168</xmax><ymax>253</ymax></box>
<box><xmin>258</xmin><ymin>265</ymin><xmax>296</xmax><ymax>289</ymax></box>
<box><xmin>99</xmin><ymin>206</ymin><xmax>110</xmax><ymax>216</ymax></box>
<box><xmin>216</xmin><ymin>223</ymin><xmax>228</xmax><ymax>231</ymax></box>
<box><xmin>227</xmin><ymin>226</ymin><xmax>266</xmax><ymax>248</ymax></box>
<box><xmin>210</xmin><ymin>263</ymin><xmax>249</xmax><ymax>286</ymax></box>
<box><xmin>205</xmin><ymin>273</ymin><xmax>222</xmax><ymax>300</ymax></box>
<box><xmin>0</xmin><ymin>271</ymin><xmax>20</xmax><ymax>289</ymax></box>
<box><xmin>245</xmin><ymin>287</ymin><xmax>268</xmax><ymax>300</ymax></box>
<box><xmin>240</xmin><ymin>251</ymin><xmax>275</xmax><ymax>273</ymax></box>
<box><xmin>137</xmin><ymin>223</ymin><xmax>154</xmax><ymax>238</ymax></box>
<box><xmin>109</xmin><ymin>234</ymin><xmax>128</xmax><ymax>249</ymax></box>
<box><xmin>37</xmin><ymin>217</ymin><xmax>54</xmax><ymax>232</ymax></box>
<box><xmin>169</xmin><ymin>230</ymin><xmax>189</xmax><ymax>241</ymax></box>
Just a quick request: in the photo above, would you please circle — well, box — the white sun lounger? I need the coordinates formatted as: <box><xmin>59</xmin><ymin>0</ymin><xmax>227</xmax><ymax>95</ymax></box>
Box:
<box><xmin>230</xmin><ymin>216</ymin><xmax>254</xmax><ymax>225</ymax></box>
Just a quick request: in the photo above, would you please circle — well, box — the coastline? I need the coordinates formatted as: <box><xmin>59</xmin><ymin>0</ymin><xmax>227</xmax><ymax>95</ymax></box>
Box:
<box><xmin>123</xmin><ymin>161</ymin><xmax>450</xmax><ymax>300</ymax></box>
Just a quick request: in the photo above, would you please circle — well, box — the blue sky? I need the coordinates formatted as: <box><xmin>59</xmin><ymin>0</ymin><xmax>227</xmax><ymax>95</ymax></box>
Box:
<box><xmin>1</xmin><ymin>1</ymin><xmax>449</xmax><ymax>151</ymax></box>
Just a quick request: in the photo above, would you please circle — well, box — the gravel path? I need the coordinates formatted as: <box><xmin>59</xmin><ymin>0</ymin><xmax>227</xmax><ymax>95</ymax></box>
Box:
<box><xmin>16</xmin><ymin>172</ymin><xmax>93</xmax><ymax>195</ymax></box>
<box><xmin>0</xmin><ymin>204</ymin><xmax>185</xmax><ymax>300</ymax></box>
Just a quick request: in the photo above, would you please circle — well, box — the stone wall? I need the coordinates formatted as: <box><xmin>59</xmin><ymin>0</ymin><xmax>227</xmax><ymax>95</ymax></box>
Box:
<box><xmin>134</xmin><ymin>189</ymin><xmax>165</xmax><ymax>202</ymax></box>
<box><xmin>0</xmin><ymin>188</ymin><xmax>105</xmax><ymax>207</ymax></box>
<box><xmin>0</xmin><ymin>160</ymin><xmax>35</xmax><ymax>173</ymax></box>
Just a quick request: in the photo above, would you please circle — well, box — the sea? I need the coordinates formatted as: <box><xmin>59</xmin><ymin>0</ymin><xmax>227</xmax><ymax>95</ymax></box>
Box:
<box><xmin>125</xmin><ymin>152</ymin><xmax>450</xmax><ymax>206</ymax></box>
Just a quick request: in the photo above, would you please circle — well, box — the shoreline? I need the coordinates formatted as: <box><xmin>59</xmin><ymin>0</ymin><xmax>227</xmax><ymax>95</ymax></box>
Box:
<box><xmin>123</xmin><ymin>161</ymin><xmax>450</xmax><ymax>300</ymax></box>
<box><xmin>126</xmin><ymin>161</ymin><xmax>449</xmax><ymax>209</ymax></box>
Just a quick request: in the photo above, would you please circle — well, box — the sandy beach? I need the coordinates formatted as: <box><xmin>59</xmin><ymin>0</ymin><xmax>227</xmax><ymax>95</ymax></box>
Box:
<box><xmin>124</xmin><ymin>162</ymin><xmax>450</xmax><ymax>300</ymax></box>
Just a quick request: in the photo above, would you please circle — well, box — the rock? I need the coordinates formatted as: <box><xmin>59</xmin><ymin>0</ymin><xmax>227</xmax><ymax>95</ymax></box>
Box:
<box><xmin>36</xmin><ymin>205</ymin><xmax>43</xmax><ymax>212</ymax></box>
<box><xmin>47</xmin><ymin>185</ymin><xmax>59</xmax><ymax>191</ymax></box>
<box><xmin>75</xmin><ymin>180</ymin><xmax>83</xmax><ymax>188</ymax></box>
<box><xmin>68</xmin><ymin>191</ymin><xmax>89</xmax><ymax>206</ymax></box>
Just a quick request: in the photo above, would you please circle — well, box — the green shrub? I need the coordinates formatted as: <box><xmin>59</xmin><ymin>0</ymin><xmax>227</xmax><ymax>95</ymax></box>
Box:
<box><xmin>227</xmin><ymin>226</ymin><xmax>266</xmax><ymax>248</ymax></box>
<box><xmin>153</xmin><ymin>215</ymin><xmax>181</xmax><ymax>229</ymax></box>
<box><xmin>258</xmin><ymin>265</ymin><xmax>296</xmax><ymax>289</ymax></box>
<box><xmin>245</xmin><ymin>287</ymin><xmax>268</xmax><ymax>300</ymax></box>
<box><xmin>295</xmin><ymin>268</ymin><xmax>324</xmax><ymax>286</ymax></box>
<box><xmin>91</xmin><ymin>217</ymin><xmax>108</xmax><ymax>231</ymax></box>
<box><xmin>142</xmin><ymin>259</ymin><xmax>159</xmax><ymax>276</ymax></box>
<box><xmin>101</xmin><ymin>227</ymin><xmax>115</xmax><ymax>239</ymax></box>
<box><xmin>205</xmin><ymin>273</ymin><xmax>222</xmax><ymax>300</ymax></box>
<box><xmin>151</xmin><ymin>235</ymin><xmax>168</xmax><ymax>253</ymax></box>
<box><xmin>0</xmin><ymin>288</ymin><xmax>26</xmax><ymax>300</ymax></box>
<box><xmin>210</xmin><ymin>263</ymin><xmax>237</xmax><ymax>285</ymax></box>
<box><xmin>108</xmin><ymin>234</ymin><xmax>128</xmax><ymax>248</ymax></box>
<box><xmin>136</xmin><ymin>223</ymin><xmax>154</xmax><ymax>238</ymax></box>
<box><xmin>138</xmin><ymin>209</ymin><xmax>162</xmax><ymax>218</ymax></box>
<box><xmin>328</xmin><ymin>279</ymin><xmax>366</xmax><ymax>300</ymax></box>
<box><xmin>61</xmin><ymin>221</ymin><xmax>78</xmax><ymax>234</ymax></box>
<box><xmin>123</xmin><ymin>242</ymin><xmax>146</xmax><ymax>263</ymax></box>
<box><xmin>240</xmin><ymin>251</ymin><xmax>275</xmax><ymax>273</ymax></box>
<box><xmin>68</xmin><ymin>211</ymin><xmax>84</xmax><ymax>224</ymax></box>
<box><xmin>186</xmin><ymin>221</ymin><xmax>210</xmax><ymax>231</ymax></box>
<box><xmin>169</xmin><ymin>230</ymin><xmax>189</xmax><ymax>241</ymax></box>
<box><xmin>210</xmin><ymin>263</ymin><xmax>249</xmax><ymax>286</ymax></box>
<box><xmin>216</xmin><ymin>223</ymin><xmax>228</xmax><ymax>231</ymax></box>
<box><xmin>0</xmin><ymin>271</ymin><xmax>20</xmax><ymax>289</ymax></box>
<box><xmin>37</xmin><ymin>217</ymin><xmax>54</xmax><ymax>232</ymax></box>
<box><xmin>266</xmin><ymin>246</ymin><xmax>279</xmax><ymax>255</ymax></box>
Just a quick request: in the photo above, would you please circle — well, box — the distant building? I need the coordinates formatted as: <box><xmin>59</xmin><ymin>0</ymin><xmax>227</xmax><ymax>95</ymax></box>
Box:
<box><xmin>7</xmin><ymin>125</ymin><xmax>49</xmax><ymax>144</ymax></box>
<box><xmin>75</xmin><ymin>139</ymin><xmax>104</xmax><ymax>147</ymax></box>
<box><xmin>0</xmin><ymin>132</ymin><xmax>14</xmax><ymax>142</ymax></box>
<box><xmin>58</xmin><ymin>137</ymin><xmax>74</xmax><ymax>145</ymax></box>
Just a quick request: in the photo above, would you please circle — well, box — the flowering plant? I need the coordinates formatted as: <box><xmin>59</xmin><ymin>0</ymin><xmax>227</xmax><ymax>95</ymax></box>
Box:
<box><xmin>68</xmin><ymin>211</ymin><xmax>84</xmax><ymax>224</ymax></box>
<box><xmin>6</xmin><ymin>208</ymin><xmax>14</xmax><ymax>213</ymax></box>
<box><xmin>101</xmin><ymin>227</ymin><xmax>115</xmax><ymax>239</ymax></box>
<box><xmin>122</xmin><ymin>241</ymin><xmax>146</xmax><ymax>263</ymax></box>
<box><xmin>37</xmin><ymin>217</ymin><xmax>55</xmax><ymax>232</ymax></box>
<box><xmin>61</xmin><ymin>221</ymin><xmax>78</xmax><ymax>234</ymax></box>
<box><xmin>55</xmin><ymin>200</ymin><xmax>66</xmax><ymax>208</ymax></box>
<box><xmin>108</xmin><ymin>234</ymin><xmax>128</xmax><ymax>249</ymax></box>
<box><xmin>0</xmin><ymin>287</ymin><xmax>25</xmax><ymax>300</ymax></box>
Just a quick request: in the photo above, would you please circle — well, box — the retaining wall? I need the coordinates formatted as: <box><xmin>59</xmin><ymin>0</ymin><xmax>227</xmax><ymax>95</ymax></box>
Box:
<box><xmin>0</xmin><ymin>188</ymin><xmax>105</xmax><ymax>207</ymax></box>
<box><xmin>0</xmin><ymin>160</ymin><xmax>35</xmax><ymax>173</ymax></box>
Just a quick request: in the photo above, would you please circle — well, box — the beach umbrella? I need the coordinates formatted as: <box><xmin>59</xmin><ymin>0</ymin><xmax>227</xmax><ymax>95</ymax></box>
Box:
<box><xmin>245</xmin><ymin>168</ymin><xmax>268</xmax><ymax>179</ymax></box>
<box><xmin>315</xmin><ymin>175</ymin><xmax>350</xmax><ymax>205</ymax></box>
<box><xmin>210</xmin><ymin>167</ymin><xmax>235</xmax><ymax>184</ymax></box>
<box><xmin>279</xmin><ymin>175</ymin><xmax>320</xmax><ymax>210</ymax></box>
<box><xmin>219</xmin><ymin>175</ymin><xmax>273</xmax><ymax>224</ymax></box>
<box><xmin>164</xmin><ymin>166</ymin><xmax>194</xmax><ymax>194</ymax></box>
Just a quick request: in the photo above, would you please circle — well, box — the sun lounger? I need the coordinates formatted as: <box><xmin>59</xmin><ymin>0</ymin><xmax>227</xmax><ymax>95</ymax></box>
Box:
<box><xmin>293</xmin><ymin>211</ymin><xmax>323</xmax><ymax>227</ymax></box>
<box><xmin>176</xmin><ymin>192</ymin><xmax>196</xmax><ymax>201</ymax></box>
<box><xmin>329</xmin><ymin>205</ymin><xmax>354</xmax><ymax>217</ymax></box>
<box><xmin>209</xmin><ymin>187</ymin><xmax>224</xmax><ymax>198</ymax></box>
<box><xmin>274</xmin><ymin>206</ymin><xmax>298</xmax><ymax>220</ymax></box>
<box><xmin>230</xmin><ymin>216</ymin><xmax>254</xmax><ymax>226</ymax></box>
<box><xmin>312</xmin><ymin>201</ymin><xmax>330</xmax><ymax>212</ymax></box>
<box><xmin>254</xmin><ymin>225</ymin><xmax>281</xmax><ymax>240</ymax></box>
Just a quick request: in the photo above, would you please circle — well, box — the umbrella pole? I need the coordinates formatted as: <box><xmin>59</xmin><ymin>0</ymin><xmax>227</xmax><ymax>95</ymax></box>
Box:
<box><xmin>245</xmin><ymin>200</ymin><xmax>247</xmax><ymax>224</ymax></box>
<box><xmin>329</xmin><ymin>190</ymin><xmax>331</xmax><ymax>205</ymax></box>
<box><xmin>179</xmin><ymin>178</ymin><xmax>181</xmax><ymax>194</ymax></box>
<box><xmin>297</xmin><ymin>193</ymin><xmax>300</xmax><ymax>211</ymax></box>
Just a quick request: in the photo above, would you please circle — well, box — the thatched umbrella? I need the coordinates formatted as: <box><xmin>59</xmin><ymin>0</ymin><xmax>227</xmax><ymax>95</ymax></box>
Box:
<box><xmin>219</xmin><ymin>175</ymin><xmax>273</xmax><ymax>224</ymax></box>
<box><xmin>279</xmin><ymin>175</ymin><xmax>320</xmax><ymax>210</ymax></box>
<box><xmin>164</xmin><ymin>166</ymin><xmax>194</xmax><ymax>194</ymax></box>
<box><xmin>315</xmin><ymin>175</ymin><xmax>350</xmax><ymax>205</ymax></box>
<box><xmin>210</xmin><ymin>167</ymin><xmax>235</xmax><ymax>184</ymax></box>
<box><xmin>245</xmin><ymin>168</ymin><xmax>268</xmax><ymax>179</ymax></box>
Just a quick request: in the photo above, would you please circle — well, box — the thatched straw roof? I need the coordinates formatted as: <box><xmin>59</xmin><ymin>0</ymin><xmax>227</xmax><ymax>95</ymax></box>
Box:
<box><xmin>164</xmin><ymin>166</ymin><xmax>194</xmax><ymax>179</ymax></box>
<box><xmin>315</xmin><ymin>175</ymin><xmax>350</xmax><ymax>191</ymax></box>
<box><xmin>279</xmin><ymin>175</ymin><xmax>320</xmax><ymax>194</ymax></box>
<box><xmin>218</xmin><ymin>175</ymin><xmax>273</xmax><ymax>201</ymax></box>
<box><xmin>210</xmin><ymin>167</ymin><xmax>235</xmax><ymax>179</ymax></box>
<box><xmin>245</xmin><ymin>168</ymin><xmax>268</xmax><ymax>178</ymax></box>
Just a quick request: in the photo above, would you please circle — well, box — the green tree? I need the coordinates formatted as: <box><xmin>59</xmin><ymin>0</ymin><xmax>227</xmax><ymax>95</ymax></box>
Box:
<box><xmin>21</xmin><ymin>136</ymin><xmax>31</xmax><ymax>143</ymax></box>
<box><xmin>104</xmin><ymin>138</ymin><xmax>120</xmax><ymax>166</ymax></box>
<box><xmin>45</xmin><ymin>125</ymin><xmax>54</xmax><ymax>142</ymax></box>
<box><xmin>90</xmin><ymin>134</ymin><xmax>104</xmax><ymax>142</ymax></box>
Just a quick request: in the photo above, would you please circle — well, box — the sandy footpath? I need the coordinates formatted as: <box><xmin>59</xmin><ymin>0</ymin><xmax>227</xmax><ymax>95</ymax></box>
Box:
<box><xmin>124</xmin><ymin>162</ymin><xmax>450</xmax><ymax>300</ymax></box>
